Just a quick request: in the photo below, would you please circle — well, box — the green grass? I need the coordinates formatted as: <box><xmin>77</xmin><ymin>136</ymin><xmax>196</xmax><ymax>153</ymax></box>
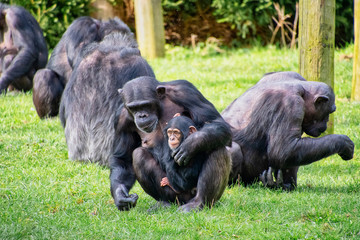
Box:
<box><xmin>1</xmin><ymin>45</ymin><xmax>359</xmax><ymax>239</ymax></box>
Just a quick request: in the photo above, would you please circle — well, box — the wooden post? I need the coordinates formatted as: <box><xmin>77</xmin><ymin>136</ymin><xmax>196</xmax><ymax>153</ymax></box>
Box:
<box><xmin>352</xmin><ymin>0</ymin><xmax>360</xmax><ymax>101</ymax></box>
<box><xmin>134</xmin><ymin>0</ymin><xmax>165</xmax><ymax>59</ymax></box>
<box><xmin>91</xmin><ymin>0</ymin><xmax>115</xmax><ymax>20</ymax></box>
<box><xmin>299</xmin><ymin>0</ymin><xmax>335</xmax><ymax>133</ymax></box>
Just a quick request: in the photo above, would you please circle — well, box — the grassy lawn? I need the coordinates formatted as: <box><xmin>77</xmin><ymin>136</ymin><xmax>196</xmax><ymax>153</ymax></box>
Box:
<box><xmin>1</xmin><ymin>45</ymin><xmax>359</xmax><ymax>239</ymax></box>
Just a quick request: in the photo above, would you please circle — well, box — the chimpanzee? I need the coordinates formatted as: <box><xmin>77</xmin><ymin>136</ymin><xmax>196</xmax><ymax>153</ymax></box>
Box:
<box><xmin>0</xmin><ymin>3</ymin><xmax>48</xmax><ymax>94</ymax></box>
<box><xmin>59</xmin><ymin>19</ymin><xmax>154</xmax><ymax>167</ymax></box>
<box><xmin>222</xmin><ymin>71</ymin><xmax>354</xmax><ymax>190</ymax></box>
<box><xmin>33</xmin><ymin>17</ymin><xmax>131</xmax><ymax>118</ymax></box>
<box><xmin>118</xmin><ymin>76</ymin><xmax>232</xmax><ymax>212</ymax></box>
<box><xmin>157</xmin><ymin>114</ymin><xmax>204</xmax><ymax>194</ymax></box>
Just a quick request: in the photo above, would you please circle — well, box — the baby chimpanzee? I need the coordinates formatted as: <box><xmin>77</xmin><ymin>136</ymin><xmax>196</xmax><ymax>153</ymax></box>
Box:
<box><xmin>159</xmin><ymin>114</ymin><xmax>204</xmax><ymax>193</ymax></box>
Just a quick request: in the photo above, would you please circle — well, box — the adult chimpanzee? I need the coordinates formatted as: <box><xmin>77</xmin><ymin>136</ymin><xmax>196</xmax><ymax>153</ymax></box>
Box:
<box><xmin>0</xmin><ymin>3</ymin><xmax>48</xmax><ymax>94</ymax></box>
<box><xmin>222</xmin><ymin>71</ymin><xmax>354</xmax><ymax>190</ymax></box>
<box><xmin>33</xmin><ymin>17</ymin><xmax>131</xmax><ymax>118</ymax></box>
<box><xmin>158</xmin><ymin>115</ymin><xmax>205</xmax><ymax>194</ymax></box>
<box><xmin>59</xmin><ymin>19</ymin><xmax>154</xmax><ymax>166</ymax></box>
<box><xmin>117</xmin><ymin>76</ymin><xmax>232</xmax><ymax>212</ymax></box>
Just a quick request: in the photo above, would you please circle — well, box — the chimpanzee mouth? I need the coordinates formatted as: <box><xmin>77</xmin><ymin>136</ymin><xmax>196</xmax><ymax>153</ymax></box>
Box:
<box><xmin>137</xmin><ymin>119</ymin><xmax>158</xmax><ymax>133</ymax></box>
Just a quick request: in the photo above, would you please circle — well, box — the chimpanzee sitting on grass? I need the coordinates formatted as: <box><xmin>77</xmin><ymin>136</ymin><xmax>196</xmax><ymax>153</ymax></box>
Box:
<box><xmin>223</xmin><ymin>71</ymin><xmax>354</xmax><ymax>190</ymax></box>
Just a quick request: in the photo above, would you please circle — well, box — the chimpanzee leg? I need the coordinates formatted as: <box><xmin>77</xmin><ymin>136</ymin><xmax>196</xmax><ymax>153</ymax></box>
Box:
<box><xmin>179</xmin><ymin>148</ymin><xmax>231</xmax><ymax>212</ymax></box>
<box><xmin>132</xmin><ymin>147</ymin><xmax>193</xmax><ymax>204</ymax></box>
<box><xmin>281</xmin><ymin>167</ymin><xmax>298</xmax><ymax>191</ymax></box>
<box><xmin>227</xmin><ymin>142</ymin><xmax>243</xmax><ymax>185</ymax></box>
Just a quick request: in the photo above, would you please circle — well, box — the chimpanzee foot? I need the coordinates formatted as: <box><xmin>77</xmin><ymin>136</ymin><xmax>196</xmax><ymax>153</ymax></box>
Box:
<box><xmin>259</xmin><ymin>167</ymin><xmax>283</xmax><ymax>189</ymax></box>
<box><xmin>178</xmin><ymin>199</ymin><xmax>204</xmax><ymax>213</ymax></box>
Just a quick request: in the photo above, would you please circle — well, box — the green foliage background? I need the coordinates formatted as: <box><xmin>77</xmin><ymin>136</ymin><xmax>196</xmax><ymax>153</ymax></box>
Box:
<box><xmin>2</xmin><ymin>0</ymin><xmax>354</xmax><ymax>49</ymax></box>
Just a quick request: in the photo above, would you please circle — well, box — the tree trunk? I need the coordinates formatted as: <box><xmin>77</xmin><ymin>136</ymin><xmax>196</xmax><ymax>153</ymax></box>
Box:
<box><xmin>352</xmin><ymin>0</ymin><xmax>360</xmax><ymax>101</ymax></box>
<box><xmin>134</xmin><ymin>0</ymin><xmax>165</xmax><ymax>59</ymax></box>
<box><xmin>299</xmin><ymin>0</ymin><xmax>335</xmax><ymax>133</ymax></box>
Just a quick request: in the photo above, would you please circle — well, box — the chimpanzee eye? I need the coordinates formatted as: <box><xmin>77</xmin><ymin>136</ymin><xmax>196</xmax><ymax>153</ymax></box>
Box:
<box><xmin>173</xmin><ymin>130</ymin><xmax>181</xmax><ymax>139</ymax></box>
<box><xmin>167</xmin><ymin>129</ymin><xmax>173</xmax><ymax>137</ymax></box>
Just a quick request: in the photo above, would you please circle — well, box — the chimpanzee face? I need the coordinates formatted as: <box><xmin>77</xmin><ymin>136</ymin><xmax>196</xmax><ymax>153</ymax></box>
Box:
<box><xmin>303</xmin><ymin>115</ymin><xmax>329</xmax><ymax>137</ymax></box>
<box><xmin>302</xmin><ymin>95</ymin><xmax>336</xmax><ymax>137</ymax></box>
<box><xmin>167</xmin><ymin>128</ymin><xmax>182</xmax><ymax>150</ymax></box>
<box><xmin>164</xmin><ymin>116</ymin><xmax>197</xmax><ymax>150</ymax></box>
<box><xmin>124</xmin><ymin>99</ymin><xmax>159</xmax><ymax>133</ymax></box>
<box><xmin>119</xmin><ymin>77</ymin><xmax>161</xmax><ymax>133</ymax></box>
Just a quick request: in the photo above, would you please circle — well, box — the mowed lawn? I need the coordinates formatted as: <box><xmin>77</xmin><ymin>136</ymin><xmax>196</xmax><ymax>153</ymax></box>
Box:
<box><xmin>0</xmin><ymin>45</ymin><xmax>359</xmax><ymax>239</ymax></box>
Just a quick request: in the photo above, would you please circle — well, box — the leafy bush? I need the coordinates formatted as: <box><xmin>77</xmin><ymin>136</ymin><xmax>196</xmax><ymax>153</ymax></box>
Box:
<box><xmin>3</xmin><ymin>0</ymin><xmax>92</xmax><ymax>49</ymax></box>
<box><xmin>160</xmin><ymin>0</ymin><xmax>235</xmax><ymax>46</ymax></box>
<box><xmin>212</xmin><ymin>0</ymin><xmax>273</xmax><ymax>40</ymax></box>
<box><xmin>211</xmin><ymin>0</ymin><xmax>354</xmax><ymax>46</ymax></box>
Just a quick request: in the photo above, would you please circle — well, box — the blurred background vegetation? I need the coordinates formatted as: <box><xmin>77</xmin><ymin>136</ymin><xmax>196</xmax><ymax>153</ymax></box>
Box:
<box><xmin>2</xmin><ymin>0</ymin><xmax>354</xmax><ymax>49</ymax></box>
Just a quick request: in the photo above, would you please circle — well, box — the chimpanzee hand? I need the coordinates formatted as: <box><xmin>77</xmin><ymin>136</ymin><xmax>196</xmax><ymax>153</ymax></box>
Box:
<box><xmin>113</xmin><ymin>184</ymin><xmax>138</xmax><ymax>211</ymax></box>
<box><xmin>338</xmin><ymin>135</ymin><xmax>354</xmax><ymax>160</ymax></box>
<box><xmin>259</xmin><ymin>167</ymin><xmax>283</xmax><ymax>189</ymax></box>
<box><xmin>172</xmin><ymin>139</ymin><xmax>194</xmax><ymax>166</ymax></box>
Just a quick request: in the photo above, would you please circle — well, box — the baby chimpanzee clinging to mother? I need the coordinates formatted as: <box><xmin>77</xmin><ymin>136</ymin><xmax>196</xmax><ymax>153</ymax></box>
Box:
<box><xmin>159</xmin><ymin>114</ymin><xmax>204</xmax><ymax>194</ymax></box>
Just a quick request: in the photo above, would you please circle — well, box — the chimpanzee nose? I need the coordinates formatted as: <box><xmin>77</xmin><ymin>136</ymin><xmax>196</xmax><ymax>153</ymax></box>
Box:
<box><xmin>139</xmin><ymin>113</ymin><xmax>148</xmax><ymax>118</ymax></box>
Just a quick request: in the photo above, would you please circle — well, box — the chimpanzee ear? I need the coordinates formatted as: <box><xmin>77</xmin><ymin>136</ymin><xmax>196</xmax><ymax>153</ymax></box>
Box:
<box><xmin>314</xmin><ymin>95</ymin><xmax>329</xmax><ymax>108</ymax></box>
<box><xmin>117</xmin><ymin>88</ymin><xmax>123</xmax><ymax>96</ymax></box>
<box><xmin>189</xmin><ymin>126</ymin><xmax>197</xmax><ymax>134</ymax></box>
<box><xmin>173</xmin><ymin>113</ymin><xmax>181</xmax><ymax>118</ymax></box>
<box><xmin>156</xmin><ymin>85</ymin><xmax>166</xmax><ymax>98</ymax></box>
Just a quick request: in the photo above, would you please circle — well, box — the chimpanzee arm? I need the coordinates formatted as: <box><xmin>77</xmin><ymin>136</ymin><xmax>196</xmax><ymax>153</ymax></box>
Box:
<box><xmin>0</xmin><ymin>9</ymin><xmax>37</xmax><ymax>89</ymax></box>
<box><xmin>109</xmin><ymin>157</ymin><xmax>138</xmax><ymax>211</ymax></box>
<box><xmin>267</xmin><ymin>95</ymin><xmax>354</xmax><ymax>168</ymax></box>
<box><xmin>0</xmin><ymin>47</ymin><xmax>36</xmax><ymax>84</ymax></box>
<box><xmin>109</xmin><ymin>117</ymin><xmax>140</xmax><ymax>210</ymax></box>
<box><xmin>169</xmin><ymin>81</ymin><xmax>232</xmax><ymax>166</ymax></box>
<box><xmin>173</xmin><ymin>117</ymin><xmax>231</xmax><ymax>166</ymax></box>
<box><xmin>278</xmin><ymin>135</ymin><xmax>354</xmax><ymax>167</ymax></box>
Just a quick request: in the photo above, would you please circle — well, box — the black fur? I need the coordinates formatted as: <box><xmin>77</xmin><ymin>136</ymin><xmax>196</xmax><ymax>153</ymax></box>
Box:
<box><xmin>33</xmin><ymin>17</ymin><xmax>132</xmax><ymax>118</ymax></box>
